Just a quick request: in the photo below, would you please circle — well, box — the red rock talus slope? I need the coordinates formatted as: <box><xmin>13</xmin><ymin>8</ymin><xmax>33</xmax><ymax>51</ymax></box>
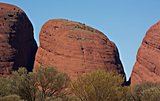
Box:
<box><xmin>34</xmin><ymin>19</ymin><xmax>125</xmax><ymax>79</ymax></box>
<box><xmin>131</xmin><ymin>21</ymin><xmax>160</xmax><ymax>88</ymax></box>
<box><xmin>0</xmin><ymin>3</ymin><xmax>37</xmax><ymax>75</ymax></box>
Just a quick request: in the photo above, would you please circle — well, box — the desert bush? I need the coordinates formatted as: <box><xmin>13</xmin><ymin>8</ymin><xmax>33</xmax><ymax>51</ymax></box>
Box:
<box><xmin>35</xmin><ymin>66</ymin><xmax>69</xmax><ymax>101</ymax></box>
<box><xmin>0</xmin><ymin>66</ymin><xmax>69</xmax><ymax>101</ymax></box>
<box><xmin>9</xmin><ymin>68</ymin><xmax>37</xmax><ymax>101</ymax></box>
<box><xmin>0</xmin><ymin>77</ymin><xmax>11</xmax><ymax>97</ymax></box>
<box><xmin>70</xmin><ymin>70</ymin><xmax>130</xmax><ymax>101</ymax></box>
<box><xmin>133</xmin><ymin>82</ymin><xmax>160</xmax><ymax>101</ymax></box>
<box><xmin>0</xmin><ymin>94</ymin><xmax>24</xmax><ymax>101</ymax></box>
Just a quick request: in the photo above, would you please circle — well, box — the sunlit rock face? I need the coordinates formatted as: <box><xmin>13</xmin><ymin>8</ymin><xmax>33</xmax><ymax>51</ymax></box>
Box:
<box><xmin>131</xmin><ymin>21</ymin><xmax>160</xmax><ymax>88</ymax></box>
<box><xmin>34</xmin><ymin>19</ymin><xmax>125</xmax><ymax>79</ymax></box>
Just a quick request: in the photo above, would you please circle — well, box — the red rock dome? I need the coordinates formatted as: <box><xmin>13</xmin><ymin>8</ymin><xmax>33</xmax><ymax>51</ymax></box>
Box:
<box><xmin>0</xmin><ymin>3</ymin><xmax>37</xmax><ymax>75</ymax></box>
<box><xmin>131</xmin><ymin>21</ymin><xmax>160</xmax><ymax>88</ymax></box>
<box><xmin>34</xmin><ymin>19</ymin><xmax>125</xmax><ymax>79</ymax></box>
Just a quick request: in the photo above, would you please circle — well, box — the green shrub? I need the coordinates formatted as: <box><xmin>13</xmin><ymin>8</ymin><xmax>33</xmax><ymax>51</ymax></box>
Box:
<box><xmin>0</xmin><ymin>95</ymin><xmax>23</xmax><ymax>101</ymax></box>
<box><xmin>0</xmin><ymin>77</ymin><xmax>11</xmax><ymax>97</ymax></box>
<box><xmin>133</xmin><ymin>82</ymin><xmax>160</xmax><ymax>101</ymax></box>
<box><xmin>9</xmin><ymin>68</ymin><xmax>37</xmax><ymax>101</ymax></box>
<box><xmin>0</xmin><ymin>66</ymin><xmax>69</xmax><ymax>101</ymax></box>
<box><xmin>35</xmin><ymin>66</ymin><xmax>69</xmax><ymax>101</ymax></box>
<box><xmin>70</xmin><ymin>70</ymin><xmax>130</xmax><ymax>101</ymax></box>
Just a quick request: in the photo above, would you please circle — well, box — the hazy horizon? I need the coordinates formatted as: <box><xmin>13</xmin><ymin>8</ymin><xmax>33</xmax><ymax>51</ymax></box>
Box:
<box><xmin>1</xmin><ymin>0</ymin><xmax>160</xmax><ymax>80</ymax></box>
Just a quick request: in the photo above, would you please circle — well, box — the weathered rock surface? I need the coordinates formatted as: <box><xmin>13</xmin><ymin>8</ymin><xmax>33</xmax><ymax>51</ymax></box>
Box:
<box><xmin>34</xmin><ymin>19</ymin><xmax>125</xmax><ymax>79</ymax></box>
<box><xmin>0</xmin><ymin>3</ymin><xmax>37</xmax><ymax>75</ymax></box>
<box><xmin>131</xmin><ymin>21</ymin><xmax>160</xmax><ymax>88</ymax></box>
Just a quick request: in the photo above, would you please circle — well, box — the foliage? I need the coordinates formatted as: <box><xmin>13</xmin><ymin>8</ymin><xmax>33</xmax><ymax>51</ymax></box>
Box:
<box><xmin>9</xmin><ymin>68</ymin><xmax>37</xmax><ymax>101</ymax></box>
<box><xmin>0</xmin><ymin>66</ymin><xmax>69</xmax><ymax>101</ymax></box>
<box><xmin>0</xmin><ymin>94</ymin><xmax>24</xmax><ymax>101</ymax></box>
<box><xmin>70</xmin><ymin>70</ymin><xmax>130</xmax><ymax>101</ymax></box>
<box><xmin>0</xmin><ymin>77</ymin><xmax>11</xmax><ymax>96</ymax></box>
<box><xmin>35</xmin><ymin>66</ymin><xmax>69</xmax><ymax>101</ymax></box>
<box><xmin>132</xmin><ymin>82</ymin><xmax>160</xmax><ymax>101</ymax></box>
<box><xmin>5</xmin><ymin>67</ymin><xmax>160</xmax><ymax>101</ymax></box>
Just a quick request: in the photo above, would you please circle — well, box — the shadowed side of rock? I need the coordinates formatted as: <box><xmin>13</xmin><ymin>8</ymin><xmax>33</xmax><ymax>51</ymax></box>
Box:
<box><xmin>34</xmin><ymin>19</ymin><xmax>125</xmax><ymax>79</ymax></box>
<box><xmin>0</xmin><ymin>3</ymin><xmax>37</xmax><ymax>75</ymax></box>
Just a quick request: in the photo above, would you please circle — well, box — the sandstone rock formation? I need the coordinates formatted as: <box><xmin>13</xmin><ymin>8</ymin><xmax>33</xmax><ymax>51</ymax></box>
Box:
<box><xmin>0</xmin><ymin>3</ymin><xmax>37</xmax><ymax>75</ymax></box>
<box><xmin>34</xmin><ymin>19</ymin><xmax>125</xmax><ymax>79</ymax></box>
<box><xmin>131</xmin><ymin>21</ymin><xmax>160</xmax><ymax>88</ymax></box>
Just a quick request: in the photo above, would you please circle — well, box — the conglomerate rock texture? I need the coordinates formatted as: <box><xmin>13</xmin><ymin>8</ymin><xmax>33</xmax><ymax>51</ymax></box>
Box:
<box><xmin>0</xmin><ymin>3</ymin><xmax>37</xmax><ymax>75</ymax></box>
<box><xmin>34</xmin><ymin>19</ymin><xmax>125</xmax><ymax>79</ymax></box>
<box><xmin>131</xmin><ymin>21</ymin><xmax>160</xmax><ymax>88</ymax></box>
